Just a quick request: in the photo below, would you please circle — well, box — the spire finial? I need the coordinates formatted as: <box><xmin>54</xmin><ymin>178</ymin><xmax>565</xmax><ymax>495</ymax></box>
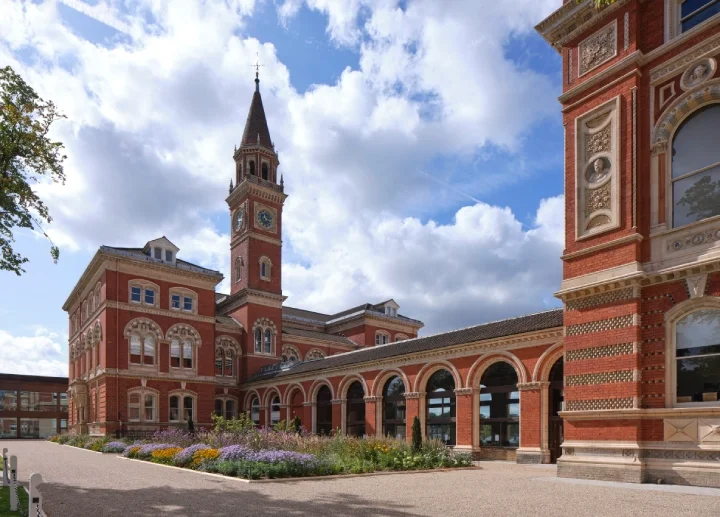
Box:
<box><xmin>252</xmin><ymin>52</ymin><xmax>264</xmax><ymax>92</ymax></box>
<box><xmin>229</xmin><ymin>179</ymin><xmax>234</xmax><ymax>193</ymax></box>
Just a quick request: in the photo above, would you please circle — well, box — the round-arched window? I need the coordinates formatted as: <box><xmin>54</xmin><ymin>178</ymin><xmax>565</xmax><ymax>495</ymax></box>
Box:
<box><xmin>426</xmin><ymin>369</ymin><xmax>456</xmax><ymax>445</ymax></box>
<box><xmin>675</xmin><ymin>309</ymin><xmax>720</xmax><ymax>405</ymax></box>
<box><xmin>382</xmin><ymin>376</ymin><xmax>406</xmax><ymax>439</ymax></box>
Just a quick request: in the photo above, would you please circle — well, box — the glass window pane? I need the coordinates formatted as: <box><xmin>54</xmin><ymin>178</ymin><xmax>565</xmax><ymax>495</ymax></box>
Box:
<box><xmin>144</xmin><ymin>336</ymin><xmax>155</xmax><ymax>365</ymax></box>
<box><xmin>169</xmin><ymin>396</ymin><xmax>179</xmax><ymax>421</ymax></box>
<box><xmin>677</xmin><ymin>355</ymin><xmax>720</xmax><ymax>403</ymax></box>
<box><xmin>508</xmin><ymin>403</ymin><xmax>520</xmax><ymax>418</ymax></box>
<box><xmin>224</xmin><ymin>351</ymin><xmax>233</xmax><ymax>377</ymax></box>
<box><xmin>144</xmin><ymin>395</ymin><xmax>155</xmax><ymax>421</ymax></box>
<box><xmin>682</xmin><ymin>1</ymin><xmax>720</xmax><ymax>31</ymax></box>
<box><xmin>672</xmin><ymin>166</ymin><xmax>720</xmax><ymax>228</ymax></box>
<box><xmin>183</xmin><ymin>397</ymin><xmax>193</xmax><ymax>421</ymax></box>
<box><xmin>171</xmin><ymin>339</ymin><xmax>181</xmax><ymax>368</ymax></box>
<box><xmin>183</xmin><ymin>297</ymin><xmax>192</xmax><ymax>311</ymax></box>
<box><xmin>144</xmin><ymin>289</ymin><xmax>155</xmax><ymax>304</ymax></box>
<box><xmin>254</xmin><ymin>329</ymin><xmax>262</xmax><ymax>353</ymax></box>
<box><xmin>165</xmin><ymin>250</ymin><xmax>173</xmax><ymax>262</ymax></box>
<box><xmin>479</xmin><ymin>405</ymin><xmax>491</xmax><ymax>419</ymax></box>
<box><xmin>226</xmin><ymin>400</ymin><xmax>235</xmax><ymax>420</ymax></box>
<box><xmin>183</xmin><ymin>342</ymin><xmax>193</xmax><ymax>369</ymax></box>
<box><xmin>215</xmin><ymin>350</ymin><xmax>224</xmax><ymax>376</ymax></box>
<box><xmin>264</xmin><ymin>329</ymin><xmax>272</xmax><ymax>353</ymax></box>
<box><xmin>171</xmin><ymin>294</ymin><xmax>181</xmax><ymax>309</ymax></box>
<box><xmin>130</xmin><ymin>286</ymin><xmax>141</xmax><ymax>302</ymax></box>
<box><xmin>676</xmin><ymin>310</ymin><xmax>720</xmax><ymax>355</ymax></box>
<box><xmin>215</xmin><ymin>399</ymin><xmax>223</xmax><ymax>415</ymax></box>
<box><xmin>0</xmin><ymin>391</ymin><xmax>17</xmax><ymax>411</ymax></box>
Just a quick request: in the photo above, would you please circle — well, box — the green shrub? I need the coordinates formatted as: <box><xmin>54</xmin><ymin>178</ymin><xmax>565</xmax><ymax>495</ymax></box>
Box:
<box><xmin>411</xmin><ymin>416</ymin><xmax>422</xmax><ymax>453</ymax></box>
<box><xmin>211</xmin><ymin>413</ymin><xmax>255</xmax><ymax>434</ymax></box>
<box><xmin>67</xmin><ymin>434</ymin><xmax>90</xmax><ymax>448</ymax></box>
<box><xmin>56</xmin><ymin>434</ymin><xmax>71</xmax><ymax>444</ymax></box>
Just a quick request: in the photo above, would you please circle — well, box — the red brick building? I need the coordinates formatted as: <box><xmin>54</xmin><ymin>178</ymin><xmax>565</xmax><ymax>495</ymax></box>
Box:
<box><xmin>63</xmin><ymin>0</ymin><xmax>720</xmax><ymax>488</ymax></box>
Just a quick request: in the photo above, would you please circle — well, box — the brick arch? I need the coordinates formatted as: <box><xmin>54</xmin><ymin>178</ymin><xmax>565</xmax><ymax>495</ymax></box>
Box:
<box><xmin>215</xmin><ymin>335</ymin><xmax>240</xmax><ymax>352</ymax></box>
<box><xmin>338</xmin><ymin>374</ymin><xmax>369</xmax><ymax>400</ymax></box>
<box><xmin>308</xmin><ymin>378</ymin><xmax>335</xmax><ymax>401</ymax></box>
<box><xmin>243</xmin><ymin>389</ymin><xmax>261</xmax><ymax>410</ymax></box>
<box><xmin>653</xmin><ymin>80</ymin><xmax>720</xmax><ymax>146</ymax></box>
<box><xmin>123</xmin><ymin>317</ymin><xmax>163</xmax><ymax>341</ymax></box>
<box><xmin>467</xmin><ymin>351</ymin><xmax>527</xmax><ymax>388</ymax></box>
<box><xmin>413</xmin><ymin>360</ymin><xmax>462</xmax><ymax>392</ymax></box>
<box><xmin>262</xmin><ymin>387</ymin><xmax>282</xmax><ymax>407</ymax></box>
<box><xmin>283</xmin><ymin>383</ymin><xmax>307</xmax><ymax>406</ymax></box>
<box><xmin>372</xmin><ymin>368</ymin><xmax>411</xmax><ymax>397</ymax></box>
<box><xmin>532</xmin><ymin>342</ymin><xmax>564</xmax><ymax>383</ymax></box>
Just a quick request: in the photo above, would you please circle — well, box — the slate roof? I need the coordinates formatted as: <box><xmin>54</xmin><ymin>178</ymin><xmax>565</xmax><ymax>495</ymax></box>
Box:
<box><xmin>216</xmin><ymin>316</ymin><xmax>241</xmax><ymax>328</ymax></box>
<box><xmin>101</xmin><ymin>246</ymin><xmax>222</xmax><ymax>276</ymax></box>
<box><xmin>282</xmin><ymin>327</ymin><xmax>357</xmax><ymax>346</ymax></box>
<box><xmin>241</xmin><ymin>82</ymin><xmax>273</xmax><ymax>149</ymax></box>
<box><xmin>282</xmin><ymin>306</ymin><xmax>334</xmax><ymax>324</ymax></box>
<box><xmin>247</xmin><ymin>309</ymin><xmax>563</xmax><ymax>382</ymax></box>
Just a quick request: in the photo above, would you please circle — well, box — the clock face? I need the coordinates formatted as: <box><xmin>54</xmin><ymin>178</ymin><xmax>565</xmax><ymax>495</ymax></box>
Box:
<box><xmin>258</xmin><ymin>209</ymin><xmax>273</xmax><ymax>229</ymax></box>
<box><xmin>233</xmin><ymin>210</ymin><xmax>244</xmax><ymax>232</ymax></box>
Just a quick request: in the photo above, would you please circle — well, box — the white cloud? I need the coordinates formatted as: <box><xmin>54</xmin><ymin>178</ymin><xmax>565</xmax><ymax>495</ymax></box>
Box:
<box><xmin>0</xmin><ymin>0</ymin><xmax>563</xmax><ymax>341</ymax></box>
<box><xmin>0</xmin><ymin>327</ymin><xmax>68</xmax><ymax>377</ymax></box>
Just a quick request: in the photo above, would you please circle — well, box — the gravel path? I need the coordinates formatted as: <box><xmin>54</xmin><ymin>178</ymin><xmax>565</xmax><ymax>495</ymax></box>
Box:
<box><xmin>3</xmin><ymin>440</ymin><xmax>720</xmax><ymax>517</ymax></box>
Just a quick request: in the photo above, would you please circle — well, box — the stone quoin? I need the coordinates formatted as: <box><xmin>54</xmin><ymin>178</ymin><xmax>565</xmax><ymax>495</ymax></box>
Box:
<box><xmin>62</xmin><ymin>0</ymin><xmax>720</xmax><ymax>488</ymax></box>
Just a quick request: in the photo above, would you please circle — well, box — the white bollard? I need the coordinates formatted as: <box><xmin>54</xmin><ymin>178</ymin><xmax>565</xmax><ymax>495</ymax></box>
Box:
<box><xmin>1</xmin><ymin>448</ymin><xmax>7</xmax><ymax>487</ymax></box>
<box><xmin>29</xmin><ymin>473</ymin><xmax>43</xmax><ymax>517</ymax></box>
<box><xmin>9</xmin><ymin>455</ymin><xmax>17</xmax><ymax>511</ymax></box>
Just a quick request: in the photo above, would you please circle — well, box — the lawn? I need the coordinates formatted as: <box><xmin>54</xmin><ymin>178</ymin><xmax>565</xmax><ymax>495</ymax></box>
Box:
<box><xmin>0</xmin><ymin>486</ymin><xmax>28</xmax><ymax>517</ymax></box>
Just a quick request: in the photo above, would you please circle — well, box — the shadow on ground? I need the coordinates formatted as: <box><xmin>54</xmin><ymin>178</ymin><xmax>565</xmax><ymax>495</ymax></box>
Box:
<box><xmin>42</xmin><ymin>481</ymin><xmax>417</xmax><ymax>517</ymax></box>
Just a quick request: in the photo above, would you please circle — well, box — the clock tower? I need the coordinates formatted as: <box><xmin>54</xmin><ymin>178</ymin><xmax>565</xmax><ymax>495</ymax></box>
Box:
<box><xmin>223</xmin><ymin>71</ymin><xmax>286</xmax><ymax>376</ymax></box>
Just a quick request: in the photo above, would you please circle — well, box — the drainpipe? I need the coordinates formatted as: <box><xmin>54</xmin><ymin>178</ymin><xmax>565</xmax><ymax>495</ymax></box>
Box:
<box><xmin>116</xmin><ymin>258</ymin><xmax>120</xmax><ymax>435</ymax></box>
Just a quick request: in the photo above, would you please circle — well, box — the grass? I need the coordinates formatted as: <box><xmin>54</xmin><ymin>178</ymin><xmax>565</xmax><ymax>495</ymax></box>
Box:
<box><xmin>0</xmin><ymin>486</ymin><xmax>28</xmax><ymax>516</ymax></box>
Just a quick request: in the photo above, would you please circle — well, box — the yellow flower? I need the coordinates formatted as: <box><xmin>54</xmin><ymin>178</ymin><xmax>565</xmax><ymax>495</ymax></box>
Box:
<box><xmin>151</xmin><ymin>447</ymin><xmax>183</xmax><ymax>461</ymax></box>
<box><xmin>190</xmin><ymin>448</ymin><xmax>220</xmax><ymax>468</ymax></box>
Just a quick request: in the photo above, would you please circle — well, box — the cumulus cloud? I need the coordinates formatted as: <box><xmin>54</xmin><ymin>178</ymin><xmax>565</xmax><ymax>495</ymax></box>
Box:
<box><xmin>0</xmin><ymin>0</ymin><xmax>563</xmax><ymax>343</ymax></box>
<box><xmin>0</xmin><ymin>327</ymin><xmax>68</xmax><ymax>377</ymax></box>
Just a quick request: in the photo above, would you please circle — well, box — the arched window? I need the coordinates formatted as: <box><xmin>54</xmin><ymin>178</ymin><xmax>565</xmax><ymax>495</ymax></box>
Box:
<box><xmin>479</xmin><ymin>362</ymin><xmax>519</xmax><ymax>448</ymax></box>
<box><xmin>215</xmin><ymin>349</ymin><xmax>224</xmax><ymax>376</ymax></box>
<box><xmin>346</xmin><ymin>381</ymin><xmax>366</xmax><ymax>437</ymax></box>
<box><xmin>128</xmin><ymin>390</ymin><xmax>156</xmax><ymax>423</ymax></box>
<box><xmin>671</xmin><ymin>104</ymin><xmax>720</xmax><ymax>228</ymax></box>
<box><xmin>215</xmin><ymin>398</ymin><xmax>237</xmax><ymax>420</ymax></box>
<box><xmin>426</xmin><ymin>369</ymin><xmax>456</xmax><ymax>445</ymax></box>
<box><xmin>316</xmin><ymin>386</ymin><xmax>333</xmax><ymax>435</ymax></box>
<box><xmin>375</xmin><ymin>331</ymin><xmax>390</xmax><ymax>345</ymax></box>
<box><xmin>260</xmin><ymin>258</ymin><xmax>271</xmax><ymax>281</ymax></box>
<box><xmin>675</xmin><ymin>309</ymin><xmax>720</xmax><ymax>405</ymax></box>
<box><xmin>270</xmin><ymin>396</ymin><xmax>281</xmax><ymax>425</ymax></box>
<box><xmin>306</xmin><ymin>349</ymin><xmax>325</xmax><ymax>361</ymax></box>
<box><xmin>250</xmin><ymin>396</ymin><xmax>260</xmax><ymax>425</ymax></box>
<box><xmin>264</xmin><ymin>329</ymin><xmax>272</xmax><ymax>354</ymax></box>
<box><xmin>282</xmin><ymin>345</ymin><xmax>299</xmax><ymax>365</ymax></box>
<box><xmin>254</xmin><ymin>328</ymin><xmax>262</xmax><ymax>353</ymax></box>
<box><xmin>382</xmin><ymin>376</ymin><xmax>406</xmax><ymax>439</ymax></box>
<box><xmin>261</xmin><ymin>162</ymin><xmax>269</xmax><ymax>180</ymax></box>
<box><xmin>234</xmin><ymin>257</ymin><xmax>243</xmax><ymax>283</ymax></box>
<box><xmin>248</xmin><ymin>160</ymin><xmax>256</xmax><ymax>175</ymax></box>
<box><xmin>548</xmin><ymin>358</ymin><xmax>564</xmax><ymax>463</ymax></box>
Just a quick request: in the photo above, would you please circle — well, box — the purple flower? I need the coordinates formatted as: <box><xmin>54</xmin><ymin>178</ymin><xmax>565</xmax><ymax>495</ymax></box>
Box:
<box><xmin>175</xmin><ymin>444</ymin><xmax>211</xmax><ymax>465</ymax></box>
<box><xmin>219</xmin><ymin>445</ymin><xmax>251</xmax><ymax>461</ymax></box>
<box><xmin>102</xmin><ymin>441</ymin><xmax>128</xmax><ymax>453</ymax></box>
<box><xmin>247</xmin><ymin>450</ymin><xmax>317</xmax><ymax>465</ymax></box>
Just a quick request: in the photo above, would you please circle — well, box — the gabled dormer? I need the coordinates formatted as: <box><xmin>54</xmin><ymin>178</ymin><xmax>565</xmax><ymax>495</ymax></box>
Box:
<box><xmin>379</xmin><ymin>299</ymin><xmax>400</xmax><ymax>318</ymax></box>
<box><xmin>142</xmin><ymin>236</ymin><xmax>180</xmax><ymax>264</ymax></box>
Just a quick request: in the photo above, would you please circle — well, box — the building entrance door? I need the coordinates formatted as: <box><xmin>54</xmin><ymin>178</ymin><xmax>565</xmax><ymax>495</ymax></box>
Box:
<box><xmin>548</xmin><ymin>358</ymin><xmax>564</xmax><ymax>464</ymax></box>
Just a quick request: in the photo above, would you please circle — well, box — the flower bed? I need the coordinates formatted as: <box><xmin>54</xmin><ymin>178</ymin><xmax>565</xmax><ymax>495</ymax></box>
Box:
<box><xmin>48</xmin><ymin>416</ymin><xmax>472</xmax><ymax>480</ymax></box>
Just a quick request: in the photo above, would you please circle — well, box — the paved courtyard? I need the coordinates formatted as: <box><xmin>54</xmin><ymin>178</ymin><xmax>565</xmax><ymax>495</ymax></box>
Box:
<box><xmin>3</xmin><ymin>440</ymin><xmax>720</xmax><ymax>517</ymax></box>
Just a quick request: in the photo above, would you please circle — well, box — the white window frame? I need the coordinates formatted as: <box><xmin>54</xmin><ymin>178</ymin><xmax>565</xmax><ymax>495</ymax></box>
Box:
<box><xmin>665</xmin><ymin>0</ymin><xmax>720</xmax><ymax>41</ymax></box>
<box><xmin>127</xmin><ymin>389</ymin><xmax>158</xmax><ymax>423</ymax></box>
<box><xmin>215</xmin><ymin>396</ymin><xmax>238</xmax><ymax>420</ymax></box>
<box><xmin>250</xmin><ymin>396</ymin><xmax>261</xmax><ymax>425</ymax></box>
<box><xmin>169</xmin><ymin>287</ymin><xmax>198</xmax><ymax>314</ymax></box>
<box><xmin>169</xmin><ymin>392</ymin><xmax>197</xmax><ymax>423</ymax></box>
<box><xmin>375</xmin><ymin>331</ymin><xmax>390</xmax><ymax>346</ymax></box>
<box><xmin>128</xmin><ymin>333</ymin><xmax>157</xmax><ymax>367</ymax></box>
<box><xmin>128</xmin><ymin>280</ymin><xmax>160</xmax><ymax>308</ymax></box>
<box><xmin>259</xmin><ymin>256</ymin><xmax>272</xmax><ymax>281</ymax></box>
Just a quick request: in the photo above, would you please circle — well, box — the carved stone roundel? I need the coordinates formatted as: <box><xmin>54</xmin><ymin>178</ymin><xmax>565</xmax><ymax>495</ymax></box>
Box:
<box><xmin>680</xmin><ymin>58</ymin><xmax>717</xmax><ymax>91</ymax></box>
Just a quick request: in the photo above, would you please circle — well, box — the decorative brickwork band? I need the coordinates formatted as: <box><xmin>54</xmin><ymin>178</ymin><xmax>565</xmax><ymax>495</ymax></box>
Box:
<box><xmin>453</xmin><ymin>388</ymin><xmax>475</xmax><ymax>396</ymax></box>
<box><xmin>566</xmin><ymin>314</ymin><xmax>633</xmax><ymax>336</ymax></box>
<box><xmin>565</xmin><ymin>397</ymin><xmax>634</xmax><ymax>411</ymax></box>
<box><xmin>331</xmin><ymin>399</ymin><xmax>344</xmax><ymax>405</ymax></box>
<box><xmin>565</xmin><ymin>370</ymin><xmax>634</xmax><ymax>386</ymax></box>
<box><xmin>566</xmin><ymin>342</ymin><xmax>634</xmax><ymax>361</ymax></box>
<box><xmin>565</xmin><ymin>287</ymin><xmax>635</xmax><ymax>311</ymax></box>
<box><xmin>363</xmin><ymin>396</ymin><xmax>379</xmax><ymax>403</ymax></box>
<box><xmin>404</xmin><ymin>392</ymin><xmax>422</xmax><ymax>400</ymax></box>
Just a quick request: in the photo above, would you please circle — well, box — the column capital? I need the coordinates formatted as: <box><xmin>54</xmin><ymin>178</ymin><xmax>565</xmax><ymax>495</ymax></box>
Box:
<box><xmin>454</xmin><ymin>388</ymin><xmax>477</xmax><ymax>396</ymax></box>
<box><xmin>363</xmin><ymin>396</ymin><xmax>379</xmax><ymax>403</ymax></box>
<box><xmin>331</xmin><ymin>399</ymin><xmax>345</xmax><ymax>405</ymax></box>
<box><xmin>303</xmin><ymin>402</ymin><xmax>316</xmax><ymax>407</ymax></box>
<box><xmin>404</xmin><ymin>392</ymin><xmax>424</xmax><ymax>399</ymax></box>
<box><xmin>517</xmin><ymin>381</ymin><xmax>549</xmax><ymax>391</ymax></box>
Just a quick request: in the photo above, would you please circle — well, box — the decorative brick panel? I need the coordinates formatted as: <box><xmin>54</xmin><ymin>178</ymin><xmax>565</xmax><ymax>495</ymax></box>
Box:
<box><xmin>565</xmin><ymin>287</ymin><xmax>635</xmax><ymax>311</ymax></box>
<box><xmin>566</xmin><ymin>314</ymin><xmax>633</xmax><ymax>336</ymax></box>
<box><xmin>566</xmin><ymin>370</ymin><xmax>634</xmax><ymax>386</ymax></box>
<box><xmin>566</xmin><ymin>342</ymin><xmax>634</xmax><ymax>361</ymax></box>
<box><xmin>565</xmin><ymin>397</ymin><xmax>634</xmax><ymax>411</ymax></box>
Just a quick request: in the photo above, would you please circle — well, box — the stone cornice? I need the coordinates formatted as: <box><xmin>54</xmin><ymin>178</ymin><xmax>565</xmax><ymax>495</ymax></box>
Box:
<box><xmin>85</xmin><ymin>369</ymin><xmax>219</xmax><ymax>385</ymax></box>
<box><xmin>217</xmin><ymin>289</ymin><xmax>286</xmax><ymax>314</ymax></box>
<box><xmin>281</xmin><ymin>335</ymin><xmax>355</xmax><ymax>350</ymax></box>
<box><xmin>63</xmin><ymin>251</ymin><xmax>106</xmax><ymax>312</ymax></box>
<box><xmin>327</xmin><ymin>313</ymin><xmax>423</xmax><ymax>335</ymax></box>
<box><xmin>535</xmin><ymin>0</ymin><xmax>630</xmax><ymax>53</ymax></box>
<box><xmin>239</xmin><ymin>329</ymin><xmax>562</xmax><ymax>391</ymax></box>
<box><xmin>226</xmin><ymin>176</ymin><xmax>287</xmax><ymax>207</ymax></box>
<box><xmin>231</xmin><ymin>231</ymin><xmax>282</xmax><ymax>247</ymax></box>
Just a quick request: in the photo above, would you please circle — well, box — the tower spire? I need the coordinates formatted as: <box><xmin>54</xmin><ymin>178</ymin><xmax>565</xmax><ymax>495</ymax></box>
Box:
<box><xmin>252</xmin><ymin>53</ymin><xmax>264</xmax><ymax>93</ymax></box>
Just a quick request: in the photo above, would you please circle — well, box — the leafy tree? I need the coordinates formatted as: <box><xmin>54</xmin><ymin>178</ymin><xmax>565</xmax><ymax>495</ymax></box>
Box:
<box><xmin>187</xmin><ymin>415</ymin><xmax>195</xmax><ymax>434</ymax></box>
<box><xmin>677</xmin><ymin>176</ymin><xmax>720</xmax><ymax>223</ymax></box>
<box><xmin>578</xmin><ymin>0</ymin><xmax>618</xmax><ymax>6</ymax></box>
<box><xmin>1</xmin><ymin>66</ymin><xmax>66</xmax><ymax>275</ymax></box>
<box><xmin>411</xmin><ymin>416</ymin><xmax>422</xmax><ymax>453</ymax></box>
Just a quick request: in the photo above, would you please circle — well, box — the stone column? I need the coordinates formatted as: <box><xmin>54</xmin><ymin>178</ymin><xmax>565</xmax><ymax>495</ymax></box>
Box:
<box><xmin>454</xmin><ymin>388</ymin><xmax>475</xmax><ymax>452</ymax></box>
<box><xmin>363</xmin><ymin>396</ymin><xmax>378</xmax><ymax>437</ymax></box>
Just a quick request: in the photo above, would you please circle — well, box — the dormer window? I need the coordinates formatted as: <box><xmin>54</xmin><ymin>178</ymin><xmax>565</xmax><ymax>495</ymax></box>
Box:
<box><xmin>153</xmin><ymin>247</ymin><xmax>162</xmax><ymax>260</ymax></box>
<box><xmin>165</xmin><ymin>250</ymin><xmax>173</xmax><ymax>262</ymax></box>
<box><xmin>385</xmin><ymin>307</ymin><xmax>397</xmax><ymax>317</ymax></box>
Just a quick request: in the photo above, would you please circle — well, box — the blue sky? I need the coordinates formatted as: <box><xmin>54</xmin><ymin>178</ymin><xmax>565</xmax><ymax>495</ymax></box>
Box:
<box><xmin>0</xmin><ymin>0</ymin><xmax>565</xmax><ymax>375</ymax></box>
